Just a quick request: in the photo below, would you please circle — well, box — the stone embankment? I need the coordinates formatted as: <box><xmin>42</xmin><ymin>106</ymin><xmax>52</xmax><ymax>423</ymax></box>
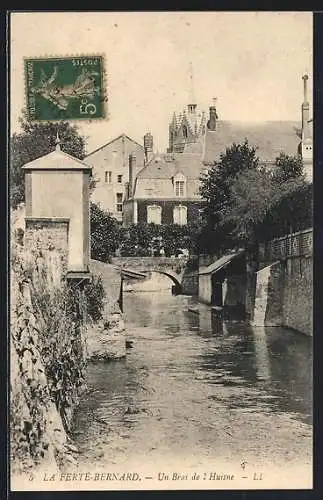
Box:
<box><xmin>10</xmin><ymin>242</ymin><xmax>82</xmax><ymax>485</ymax></box>
<box><xmin>86</xmin><ymin>259</ymin><xmax>126</xmax><ymax>360</ymax></box>
<box><xmin>10</xmin><ymin>209</ymin><xmax>127</xmax><ymax>485</ymax></box>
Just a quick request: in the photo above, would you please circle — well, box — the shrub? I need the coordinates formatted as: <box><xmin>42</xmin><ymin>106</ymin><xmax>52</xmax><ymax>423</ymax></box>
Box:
<box><xmin>83</xmin><ymin>275</ymin><xmax>105</xmax><ymax>322</ymax></box>
<box><xmin>90</xmin><ymin>202</ymin><xmax>121</xmax><ymax>262</ymax></box>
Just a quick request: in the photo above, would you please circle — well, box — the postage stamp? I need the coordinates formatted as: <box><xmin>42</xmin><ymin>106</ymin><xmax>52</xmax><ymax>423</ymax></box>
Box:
<box><xmin>24</xmin><ymin>55</ymin><xmax>106</xmax><ymax>121</ymax></box>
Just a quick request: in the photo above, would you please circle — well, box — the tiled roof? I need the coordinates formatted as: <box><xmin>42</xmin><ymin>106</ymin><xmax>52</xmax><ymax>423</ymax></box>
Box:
<box><xmin>199</xmin><ymin>249</ymin><xmax>245</xmax><ymax>276</ymax></box>
<box><xmin>183</xmin><ymin>140</ymin><xmax>204</xmax><ymax>155</ymax></box>
<box><xmin>86</xmin><ymin>133</ymin><xmax>144</xmax><ymax>158</ymax></box>
<box><xmin>202</xmin><ymin>120</ymin><xmax>302</xmax><ymax>164</ymax></box>
<box><xmin>137</xmin><ymin>153</ymin><xmax>204</xmax><ymax>180</ymax></box>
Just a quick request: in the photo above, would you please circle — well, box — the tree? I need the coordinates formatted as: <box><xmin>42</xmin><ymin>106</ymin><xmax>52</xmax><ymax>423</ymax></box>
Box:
<box><xmin>10</xmin><ymin>112</ymin><xmax>87</xmax><ymax>208</ymax></box>
<box><xmin>271</xmin><ymin>153</ymin><xmax>304</xmax><ymax>184</ymax></box>
<box><xmin>198</xmin><ymin>140</ymin><xmax>259</xmax><ymax>254</ymax></box>
<box><xmin>199</xmin><ymin>141</ymin><xmax>311</xmax><ymax>253</ymax></box>
<box><xmin>90</xmin><ymin>202</ymin><xmax>121</xmax><ymax>263</ymax></box>
<box><xmin>262</xmin><ymin>178</ymin><xmax>312</xmax><ymax>238</ymax></box>
<box><xmin>200</xmin><ymin>139</ymin><xmax>258</xmax><ymax>194</ymax></box>
<box><xmin>219</xmin><ymin>167</ymin><xmax>276</xmax><ymax>247</ymax></box>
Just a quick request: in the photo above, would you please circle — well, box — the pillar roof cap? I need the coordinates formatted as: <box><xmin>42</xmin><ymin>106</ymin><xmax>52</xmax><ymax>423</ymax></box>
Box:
<box><xmin>22</xmin><ymin>148</ymin><xmax>92</xmax><ymax>171</ymax></box>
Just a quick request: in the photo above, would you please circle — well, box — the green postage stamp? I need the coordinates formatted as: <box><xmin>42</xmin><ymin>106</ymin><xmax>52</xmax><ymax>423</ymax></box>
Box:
<box><xmin>24</xmin><ymin>55</ymin><xmax>106</xmax><ymax>121</ymax></box>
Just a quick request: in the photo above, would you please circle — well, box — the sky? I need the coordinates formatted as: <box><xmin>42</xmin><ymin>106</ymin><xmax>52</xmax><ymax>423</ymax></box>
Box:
<box><xmin>10</xmin><ymin>11</ymin><xmax>313</xmax><ymax>153</ymax></box>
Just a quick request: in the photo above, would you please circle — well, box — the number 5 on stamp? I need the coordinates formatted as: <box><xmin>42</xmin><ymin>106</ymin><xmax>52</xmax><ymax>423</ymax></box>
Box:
<box><xmin>24</xmin><ymin>55</ymin><xmax>106</xmax><ymax>121</ymax></box>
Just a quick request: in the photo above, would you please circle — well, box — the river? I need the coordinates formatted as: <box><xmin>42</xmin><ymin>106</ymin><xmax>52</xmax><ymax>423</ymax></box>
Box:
<box><xmin>71</xmin><ymin>287</ymin><xmax>313</xmax><ymax>489</ymax></box>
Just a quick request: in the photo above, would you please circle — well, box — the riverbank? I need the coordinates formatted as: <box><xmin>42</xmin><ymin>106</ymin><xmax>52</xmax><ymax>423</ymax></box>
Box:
<box><xmin>10</xmin><ymin>240</ymin><xmax>87</xmax><ymax>485</ymax></box>
<box><xmin>10</xmin><ymin>248</ymin><xmax>128</xmax><ymax>485</ymax></box>
<box><xmin>69</xmin><ymin>290</ymin><xmax>312</xmax><ymax>490</ymax></box>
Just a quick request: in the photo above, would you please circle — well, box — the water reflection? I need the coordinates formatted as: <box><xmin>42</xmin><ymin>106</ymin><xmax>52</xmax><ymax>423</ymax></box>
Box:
<box><xmin>250</xmin><ymin>326</ymin><xmax>271</xmax><ymax>382</ymax></box>
<box><xmin>73</xmin><ymin>289</ymin><xmax>312</xmax><ymax>469</ymax></box>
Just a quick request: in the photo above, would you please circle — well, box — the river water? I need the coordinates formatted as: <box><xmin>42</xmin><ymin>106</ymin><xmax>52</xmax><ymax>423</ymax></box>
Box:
<box><xmin>72</xmin><ymin>288</ymin><xmax>312</xmax><ymax>489</ymax></box>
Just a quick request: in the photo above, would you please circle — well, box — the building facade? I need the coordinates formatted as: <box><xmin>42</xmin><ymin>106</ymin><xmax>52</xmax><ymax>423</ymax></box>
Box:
<box><xmin>123</xmin><ymin>151</ymin><xmax>205</xmax><ymax>227</ymax></box>
<box><xmin>85</xmin><ymin>133</ymin><xmax>145</xmax><ymax>221</ymax></box>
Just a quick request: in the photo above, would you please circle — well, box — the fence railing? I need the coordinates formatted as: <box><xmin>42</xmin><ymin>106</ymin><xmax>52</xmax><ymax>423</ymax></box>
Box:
<box><xmin>259</xmin><ymin>228</ymin><xmax>313</xmax><ymax>262</ymax></box>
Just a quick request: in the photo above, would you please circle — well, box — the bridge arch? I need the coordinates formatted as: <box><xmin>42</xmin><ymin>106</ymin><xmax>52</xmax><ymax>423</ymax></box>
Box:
<box><xmin>140</xmin><ymin>269</ymin><xmax>182</xmax><ymax>289</ymax></box>
<box><xmin>115</xmin><ymin>256</ymin><xmax>188</xmax><ymax>294</ymax></box>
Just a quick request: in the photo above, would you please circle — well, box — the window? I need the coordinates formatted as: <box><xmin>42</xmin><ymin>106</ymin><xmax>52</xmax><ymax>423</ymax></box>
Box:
<box><xmin>117</xmin><ymin>174</ymin><xmax>123</xmax><ymax>183</ymax></box>
<box><xmin>147</xmin><ymin>205</ymin><xmax>162</xmax><ymax>225</ymax></box>
<box><xmin>182</xmin><ymin>125</ymin><xmax>188</xmax><ymax>138</ymax></box>
<box><xmin>105</xmin><ymin>171</ymin><xmax>112</xmax><ymax>183</ymax></box>
<box><xmin>175</xmin><ymin>180</ymin><xmax>185</xmax><ymax>197</ymax></box>
<box><xmin>116</xmin><ymin>193</ymin><xmax>123</xmax><ymax>212</ymax></box>
<box><xmin>173</xmin><ymin>205</ymin><xmax>187</xmax><ymax>226</ymax></box>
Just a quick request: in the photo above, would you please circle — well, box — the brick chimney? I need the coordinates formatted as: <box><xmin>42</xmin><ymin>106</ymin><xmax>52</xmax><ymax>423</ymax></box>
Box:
<box><xmin>128</xmin><ymin>153</ymin><xmax>137</xmax><ymax>198</ymax></box>
<box><xmin>207</xmin><ymin>104</ymin><xmax>218</xmax><ymax>131</ymax></box>
<box><xmin>144</xmin><ymin>132</ymin><xmax>154</xmax><ymax>164</ymax></box>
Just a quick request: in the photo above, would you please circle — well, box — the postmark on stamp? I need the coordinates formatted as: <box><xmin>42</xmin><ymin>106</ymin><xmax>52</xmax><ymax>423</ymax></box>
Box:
<box><xmin>24</xmin><ymin>55</ymin><xmax>106</xmax><ymax>121</ymax></box>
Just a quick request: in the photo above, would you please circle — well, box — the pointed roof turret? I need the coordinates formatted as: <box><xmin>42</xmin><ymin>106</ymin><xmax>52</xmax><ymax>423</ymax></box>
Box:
<box><xmin>171</xmin><ymin>111</ymin><xmax>178</xmax><ymax>130</ymax></box>
<box><xmin>55</xmin><ymin>130</ymin><xmax>61</xmax><ymax>151</ymax></box>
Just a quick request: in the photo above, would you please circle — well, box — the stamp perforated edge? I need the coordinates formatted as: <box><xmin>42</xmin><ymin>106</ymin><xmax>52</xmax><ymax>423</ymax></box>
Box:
<box><xmin>23</xmin><ymin>53</ymin><xmax>109</xmax><ymax>123</ymax></box>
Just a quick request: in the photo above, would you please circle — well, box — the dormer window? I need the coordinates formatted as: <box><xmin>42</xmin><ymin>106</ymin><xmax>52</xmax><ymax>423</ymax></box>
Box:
<box><xmin>175</xmin><ymin>181</ymin><xmax>185</xmax><ymax>196</ymax></box>
<box><xmin>173</xmin><ymin>172</ymin><xmax>187</xmax><ymax>197</ymax></box>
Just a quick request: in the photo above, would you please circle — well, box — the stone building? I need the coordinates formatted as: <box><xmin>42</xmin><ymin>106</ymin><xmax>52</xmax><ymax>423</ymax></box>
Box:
<box><xmin>123</xmin><ymin>75</ymin><xmax>312</xmax><ymax>227</ymax></box>
<box><xmin>123</xmin><ymin>151</ymin><xmax>206</xmax><ymax>227</ymax></box>
<box><xmin>85</xmin><ymin>133</ymin><xmax>145</xmax><ymax>222</ymax></box>
<box><xmin>167</xmin><ymin>104</ymin><xmax>206</xmax><ymax>154</ymax></box>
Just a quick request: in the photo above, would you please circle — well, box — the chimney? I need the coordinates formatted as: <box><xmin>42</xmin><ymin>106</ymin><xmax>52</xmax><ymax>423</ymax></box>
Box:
<box><xmin>302</xmin><ymin>74</ymin><xmax>310</xmax><ymax>140</ymax></box>
<box><xmin>207</xmin><ymin>105</ymin><xmax>218</xmax><ymax>131</ymax></box>
<box><xmin>144</xmin><ymin>133</ymin><xmax>154</xmax><ymax>164</ymax></box>
<box><xmin>128</xmin><ymin>153</ymin><xmax>136</xmax><ymax>198</ymax></box>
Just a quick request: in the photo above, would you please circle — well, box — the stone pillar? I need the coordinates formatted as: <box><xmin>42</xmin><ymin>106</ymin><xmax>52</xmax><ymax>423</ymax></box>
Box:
<box><xmin>22</xmin><ymin>139</ymin><xmax>92</xmax><ymax>280</ymax></box>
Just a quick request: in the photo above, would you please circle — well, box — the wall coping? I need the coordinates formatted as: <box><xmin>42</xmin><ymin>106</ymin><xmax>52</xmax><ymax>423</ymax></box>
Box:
<box><xmin>25</xmin><ymin>217</ymin><xmax>70</xmax><ymax>224</ymax></box>
<box><xmin>66</xmin><ymin>271</ymin><xmax>92</xmax><ymax>282</ymax></box>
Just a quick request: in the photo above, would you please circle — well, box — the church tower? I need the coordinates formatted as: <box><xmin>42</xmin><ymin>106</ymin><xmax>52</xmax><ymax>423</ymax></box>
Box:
<box><xmin>167</xmin><ymin>63</ymin><xmax>206</xmax><ymax>153</ymax></box>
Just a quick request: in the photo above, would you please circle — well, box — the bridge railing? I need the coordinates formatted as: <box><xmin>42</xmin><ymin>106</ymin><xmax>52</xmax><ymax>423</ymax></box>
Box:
<box><xmin>258</xmin><ymin>228</ymin><xmax>313</xmax><ymax>262</ymax></box>
<box><xmin>111</xmin><ymin>256</ymin><xmax>189</xmax><ymax>275</ymax></box>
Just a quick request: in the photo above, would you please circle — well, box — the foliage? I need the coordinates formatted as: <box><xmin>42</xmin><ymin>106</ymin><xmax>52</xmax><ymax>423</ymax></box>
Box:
<box><xmin>10</xmin><ymin>237</ymin><xmax>88</xmax><ymax>474</ymax></box>
<box><xmin>198</xmin><ymin>140</ymin><xmax>260</xmax><ymax>253</ymax></box>
<box><xmin>261</xmin><ymin>178</ymin><xmax>312</xmax><ymax>239</ymax></box>
<box><xmin>90</xmin><ymin>202</ymin><xmax>122</xmax><ymax>262</ymax></box>
<box><xmin>27</xmin><ymin>258</ymin><xmax>87</xmax><ymax>434</ymax></box>
<box><xmin>10</xmin><ymin>111</ymin><xmax>87</xmax><ymax>208</ymax></box>
<box><xmin>84</xmin><ymin>275</ymin><xmax>106</xmax><ymax>322</ymax></box>
<box><xmin>199</xmin><ymin>140</ymin><xmax>259</xmax><ymax>220</ymax></box>
<box><xmin>271</xmin><ymin>153</ymin><xmax>304</xmax><ymax>184</ymax></box>
<box><xmin>118</xmin><ymin>223</ymin><xmax>198</xmax><ymax>257</ymax></box>
<box><xmin>198</xmin><ymin>142</ymin><xmax>312</xmax><ymax>253</ymax></box>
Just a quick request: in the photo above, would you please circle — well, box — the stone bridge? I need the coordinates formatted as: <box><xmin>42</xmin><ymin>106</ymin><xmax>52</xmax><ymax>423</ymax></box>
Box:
<box><xmin>111</xmin><ymin>256</ymin><xmax>190</xmax><ymax>290</ymax></box>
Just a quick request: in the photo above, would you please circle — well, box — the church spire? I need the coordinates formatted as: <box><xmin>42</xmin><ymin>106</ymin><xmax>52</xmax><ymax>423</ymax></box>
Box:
<box><xmin>188</xmin><ymin>62</ymin><xmax>197</xmax><ymax>114</ymax></box>
<box><xmin>55</xmin><ymin>130</ymin><xmax>61</xmax><ymax>151</ymax></box>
